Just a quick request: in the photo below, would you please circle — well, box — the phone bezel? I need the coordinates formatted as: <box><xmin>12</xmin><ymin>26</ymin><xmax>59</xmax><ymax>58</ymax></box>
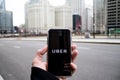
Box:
<box><xmin>47</xmin><ymin>29</ymin><xmax>72</xmax><ymax>76</ymax></box>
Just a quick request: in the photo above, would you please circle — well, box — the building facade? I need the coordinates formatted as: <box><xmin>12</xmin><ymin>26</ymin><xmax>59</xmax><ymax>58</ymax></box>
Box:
<box><xmin>25</xmin><ymin>0</ymin><xmax>55</xmax><ymax>34</ymax></box>
<box><xmin>85</xmin><ymin>8</ymin><xmax>93</xmax><ymax>32</ymax></box>
<box><xmin>0</xmin><ymin>0</ymin><xmax>5</xmax><ymax>10</ymax></box>
<box><xmin>0</xmin><ymin>0</ymin><xmax>13</xmax><ymax>34</ymax></box>
<box><xmin>55</xmin><ymin>5</ymin><xmax>72</xmax><ymax>29</ymax></box>
<box><xmin>25</xmin><ymin>0</ymin><xmax>72</xmax><ymax>34</ymax></box>
<box><xmin>107</xmin><ymin>0</ymin><xmax>120</xmax><ymax>32</ymax></box>
<box><xmin>71</xmin><ymin>0</ymin><xmax>86</xmax><ymax>32</ymax></box>
<box><xmin>0</xmin><ymin>10</ymin><xmax>13</xmax><ymax>34</ymax></box>
<box><xmin>93</xmin><ymin>0</ymin><xmax>107</xmax><ymax>34</ymax></box>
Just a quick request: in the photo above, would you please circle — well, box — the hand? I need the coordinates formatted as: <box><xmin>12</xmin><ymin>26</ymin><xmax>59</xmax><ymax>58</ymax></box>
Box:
<box><xmin>32</xmin><ymin>45</ymin><xmax>78</xmax><ymax>80</ymax></box>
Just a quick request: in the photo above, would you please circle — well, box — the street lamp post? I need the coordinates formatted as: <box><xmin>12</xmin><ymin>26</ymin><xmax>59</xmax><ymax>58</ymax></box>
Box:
<box><xmin>93</xmin><ymin>24</ymin><xmax>95</xmax><ymax>38</ymax></box>
<box><xmin>115</xmin><ymin>26</ymin><xmax>117</xmax><ymax>39</ymax></box>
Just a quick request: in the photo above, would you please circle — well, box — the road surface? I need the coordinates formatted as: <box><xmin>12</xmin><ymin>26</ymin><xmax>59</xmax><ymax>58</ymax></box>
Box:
<box><xmin>0</xmin><ymin>40</ymin><xmax>120</xmax><ymax>80</ymax></box>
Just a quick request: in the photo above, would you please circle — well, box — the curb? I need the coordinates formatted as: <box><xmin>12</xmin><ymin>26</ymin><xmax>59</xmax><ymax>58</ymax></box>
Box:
<box><xmin>0</xmin><ymin>75</ymin><xmax>4</xmax><ymax>80</ymax></box>
<box><xmin>0</xmin><ymin>38</ymin><xmax>120</xmax><ymax>44</ymax></box>
<box><xmin>72</xmin><ymin>39</ymin><xmax>120</xmax><ymax>44</ymax></box>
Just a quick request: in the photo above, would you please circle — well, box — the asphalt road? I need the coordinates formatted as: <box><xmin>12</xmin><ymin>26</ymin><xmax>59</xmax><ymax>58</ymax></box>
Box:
<box><xmin>0</xmin><ymin>40</ymin><xmax>120</xmax><ymax>80</ymax></box>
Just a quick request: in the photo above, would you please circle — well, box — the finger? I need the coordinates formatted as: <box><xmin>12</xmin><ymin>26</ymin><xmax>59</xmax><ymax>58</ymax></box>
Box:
<box><xmin>72</xmin><ymin>49</ymin><xmax>78</xmax><ymax>62</ymax></box>
<box><xmin>36</xmin><ymin>46</ymin><xmax>48</xmax><ymax>58</ymax></box>
<box><xmin>32</xmin><ymin>46</ymin><xmax>47</xmax><ymax>67</ymax></box>
<box><xmin>71</xmin><ymin>44</ymin><xmax>77</xmax><ymax>51</ymax></box>
<box><xmin>70</xmin><ymin>63</ymin><xmax>77</xmax><ymax>74</ymax></box>
<box><xmin>59</xmin><ymin>77</ymin><xmax>66</xmax><ymax>80</ymax></box>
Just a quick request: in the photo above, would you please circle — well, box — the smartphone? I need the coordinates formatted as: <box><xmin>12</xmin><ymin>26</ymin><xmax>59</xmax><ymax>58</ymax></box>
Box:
<box><xmin>47</xmin><ymin>29</ymin><xmax>72</xmax><ymax>76</ymax></box>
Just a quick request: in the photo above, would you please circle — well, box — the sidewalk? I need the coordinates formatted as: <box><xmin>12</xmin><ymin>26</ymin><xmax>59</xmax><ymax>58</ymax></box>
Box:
<box><xmin>0</xmin><ymin>36</ymin><xmax>120</xmax><ymax>44</ymax></box>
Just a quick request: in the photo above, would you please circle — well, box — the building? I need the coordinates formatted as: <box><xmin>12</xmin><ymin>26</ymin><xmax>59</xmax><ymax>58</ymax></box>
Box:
<box><xmin>73</xmin><ymin>14</ymin><xmax>81</xmax><ymax>34</ymax></box>
<box><xmin>25</xmin><ymin>0</ymin><xmax>55</xmax><ymax>34</ymax></box>
<box><xmin>25</xmin><ymin>0</ymin><xmax>72</xmax><ymax>34</ymax></box>
<box><xmin>0</xmin><ymin>10</ymin><xmax>13</xmax><ymax>34</ymax></box>
<box><xmin>71</xmin><ymin>0</ymin><xmax>86</xmax><ymax>32</ymax></box>
<box><xmin>93</xmin><ymin>0</ymin><xmax>107</xmax><ymax>34</ymax></box>
<box><xmin>55</xmin><ymin>5</ymin><xmax>72</xmax><ymax>29</ymax></box>
<box><xmin>107</xmin><ymin>0</ymin><xmax>120</xmax><ymax>34</ymax></box>
<box><xmin>29</xmin><ymin>0</ymin><xmax>42</xmax><ymax>3</ymax></box>
<box><xmin>0</xmin><ymin>0</ymin><xmax>13</xmax><ymax>34</ymax></box>
<box><xmin>66</xmin><ymin>0</ymin><xmax>72</xmax><ymax>6</ymax></box>
<box><xmin>25</xmin><ymin>0</ymin><xmax>87</xmax><ymax>34</ymax></box>
<box><xmin>0</xmin><ymin>0</ymin><xmax>5</xmax><ymax>10</ymax></box>
<box><xmin>85</xmin><ymin>8</ymin><xmax>93</xmax><ymax>32</ymax></box>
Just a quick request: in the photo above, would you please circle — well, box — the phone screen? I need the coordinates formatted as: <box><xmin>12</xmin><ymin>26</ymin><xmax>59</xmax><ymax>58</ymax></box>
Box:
<box><xmin>47</xmin><ymin>29</ymin><xmax>72</xmax><ymax>76</ymax></box>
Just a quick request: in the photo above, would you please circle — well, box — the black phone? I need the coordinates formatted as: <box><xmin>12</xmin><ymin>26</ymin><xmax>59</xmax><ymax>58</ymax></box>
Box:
<box><xmin>47</xmin><ymin>29</ymin><xmax>72</xmax><ymax>76</ymax></box>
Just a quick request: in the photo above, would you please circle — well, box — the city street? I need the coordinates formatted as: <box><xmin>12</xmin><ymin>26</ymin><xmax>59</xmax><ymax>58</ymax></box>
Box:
<box><xmin>0</xmin><ymin>40</ymin><xmax>120</xmax><ymax>80</ymax></box>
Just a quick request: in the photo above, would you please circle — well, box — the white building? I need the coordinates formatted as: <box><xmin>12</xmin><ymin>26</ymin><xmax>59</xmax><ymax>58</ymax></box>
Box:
<box><xmin>55</xmin><ymin>4</ymin><xmax>72</xmax><ymax>29</ymax></box>
<box><xmin>25</xmin><ymin>0</ymin><xmax>55</xmax><ymax>34</ymax></box>
<box><xmin>85</xmin><ymin>8</ymin><xmax>93</xmax><ymax>32</ymax></box>
<box><xmin>25</xmin><ymin>0</ymin><xmax>72</xmax><ymax>34</ymax></box>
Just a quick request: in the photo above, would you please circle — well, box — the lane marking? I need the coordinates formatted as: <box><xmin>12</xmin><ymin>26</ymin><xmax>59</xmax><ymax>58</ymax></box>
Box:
<box><xmin>13</xmin><ymin>46</ymin><xmax>21</xmax><ymax>48</ymax></box>
<box><xmin>0</xmin><ymin>75</ymin><xmax>4</xmax><ymax>80</ymax></box>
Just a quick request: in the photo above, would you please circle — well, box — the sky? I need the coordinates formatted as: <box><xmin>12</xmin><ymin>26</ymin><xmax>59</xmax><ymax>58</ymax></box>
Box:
<box><xmin>5</xmin><ymin>0</ymin><xmax>93</xmax><ymax>26</ymax></box>
<box><xmin>5</xmin><ymin>0</ymin><xmax>29</xmax><ymax>26</ymax></box>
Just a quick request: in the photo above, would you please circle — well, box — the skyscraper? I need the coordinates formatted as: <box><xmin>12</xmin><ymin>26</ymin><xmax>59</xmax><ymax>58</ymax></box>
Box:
<box><xmin>0</xmin><ymin>0</ymin><xmax>5</xmax><ymax>10</ymax></box>
<box><xmin>93</xmin><ymin>0</ymin><xmax>107</xmax><ymax>34</ymax></box>
<box><xmin>0</xmin><ymin>0</ymin><xmax>13</xmax><ymax>34</ymax></box>
<box><xmin>107</xmin><ymin>0</ymin><xmax>120</xmax><ymax>34</ymax></box>
<box><xmin>25</xmin><ymin>0</ymin><xmax>72</xmax><ymax>34</ymax></box>
<box><xmin>66</xmin><ymin>0</ymin><xmax>71</xmax><ymax>6</ymax></box>
<box><xmin>0</xmin><ymin>11</ymin><xmax>13</xmax><ymax>33</ymax></box>
<box><xmin>25</xmin><ymin>0</ymin><xmax>56</xmax><ymax>34</ymax></box>
<box><xmin>55</xmin><ymin>5</ymin><xmax>72</xmax><ymax>29</ymax></box>
<box><xmin>70</xmin><ymin>0</ymin><xmax>86</xmax><ymax>32</ymax></box>
<box><xmin>85</xmin><ymin>8</ymin><xmax>93</xmax><ymax>32</ymax></box>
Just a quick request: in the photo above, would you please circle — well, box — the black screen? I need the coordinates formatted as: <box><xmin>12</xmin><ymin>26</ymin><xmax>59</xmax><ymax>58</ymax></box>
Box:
<box><xmin>47</xmin><ymin>29</ymin><xmax>71</xmax><ymax>76</ymax></box>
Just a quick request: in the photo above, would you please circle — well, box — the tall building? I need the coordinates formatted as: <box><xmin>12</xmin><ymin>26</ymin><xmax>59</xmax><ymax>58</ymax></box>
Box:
<box><xmin>0</xmin><ymin>10</ymin><xmax>13</xmax><ymax>33</ymax></box>
<box><xmin>70</xmin><ymin>0</ymin><xmax>86</xmax><ymax>32</ymax></box>
<box><xmin>85</xmin><ymin>8</ymin><xmax>93</xmax><ymax>32</ymax></box>
<box><xmin>25</xmin><ymin>0</ymin><xmax>72</xmax><ymax>34</ymax></box>
<box><xmin>73</xmin><ymin>14</ymin><xmax>81</xmax><ymax>33</ymax></box>
<box><xmin>66</xmin><ymin>0</ymin><xmax>71</xmax><ymax>6</ymax></box>
<box><xmin>55</xmin><ymin>5</ymin><xmax>72</xmax><ymax>29</ymax></box>
<box><xmin>107</xmin><ymin>0</ymin><xmax>120</xmax><ymax>33</ymax></box>
<box><xmin>0</xmin><ymin>0</ymin><xmax>5</xmax><ymax>10</ymax></box>
<box><xmin>0</xmin><ymin>0</ymin><xmax>13</xmax><ymax>34</ymax></box>
<box><xmin>93</xmin><ymin>0</ymin><xmax>107</xmax><ymax>34</ymax></box>
<box><xmin>25</xmin><ymin>0</ymin><xmax>55</xmax><ymax>34</ymax></box>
